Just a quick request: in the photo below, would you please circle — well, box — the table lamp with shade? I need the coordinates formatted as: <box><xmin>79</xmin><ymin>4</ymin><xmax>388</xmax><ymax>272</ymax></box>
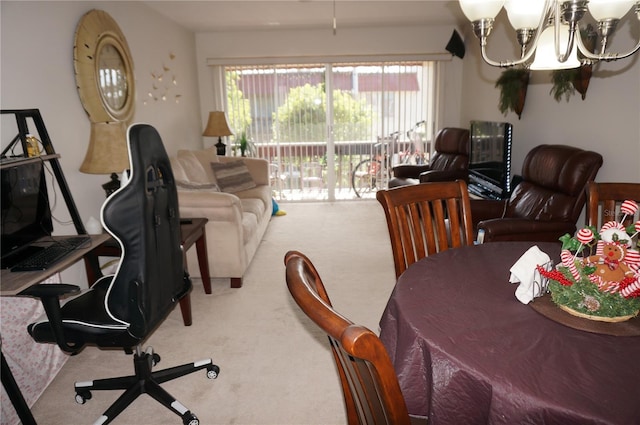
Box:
<box><xmin>80</xmin><ymin>121</ymin><xmax>130</xmax><ymax>197</ymax></box>
<box><xmin>203</xmin><ymin>111</ymin><xmax>233</xmax><ymax>156</ymax></box>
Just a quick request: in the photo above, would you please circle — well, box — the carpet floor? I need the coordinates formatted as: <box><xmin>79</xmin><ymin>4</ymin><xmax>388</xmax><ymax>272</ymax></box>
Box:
<box><xmin>30</xmin><ymin>200</ymin><xmax>396</xmax><ymax>424</ymax></box>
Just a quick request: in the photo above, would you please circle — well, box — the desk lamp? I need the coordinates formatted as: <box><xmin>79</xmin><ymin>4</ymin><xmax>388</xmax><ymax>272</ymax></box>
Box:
<box><xmin>203</xmin><ymin>111</ymin><xmax>233</xmax><ymax>156</ymax></box>
<box><xmin>80</xmin><ymin>121</ymin><xmax>130</xmax><ymax>197</ymax></box>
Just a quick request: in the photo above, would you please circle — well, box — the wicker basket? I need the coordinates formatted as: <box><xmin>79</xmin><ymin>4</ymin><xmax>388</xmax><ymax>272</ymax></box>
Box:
<box><xmin>557</xmin><ymin>304</ymin><xmax>639</xmax><ymax>323</ymax></box>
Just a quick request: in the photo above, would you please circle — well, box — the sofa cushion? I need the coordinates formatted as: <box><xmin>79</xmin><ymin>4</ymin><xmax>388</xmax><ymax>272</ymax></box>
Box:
<box><xmin>170</xmin><ymin>157</ymin><xmax>189</xmax><ymax>182</ymax></box>
<box><xmin>240</xmin><ymin>197</ymin><xmax>266</xmax><ymax>219</ymax></box>
<box><xmin>191</xmin><ymin>146</ymin><xmax>220</xmax><ymax>182</ymax></box>
<box><xmin>176</xmin><ymin>180</ymin><xmax>220</xmax><ymax>192</ymax></box>
<box><xmin>241</xmin><ymin>210</ymin><xmax>259</xmax><ymax>245</ymax></box>
<box><xmin>211</xmin><ymin>160</ymin><xmax>257</xmax><ymax>193</ymax></box>
<box><xmin>177</xmin><ymin>150</ymin><xmax>210</xmax><ymax>184</ymax></box>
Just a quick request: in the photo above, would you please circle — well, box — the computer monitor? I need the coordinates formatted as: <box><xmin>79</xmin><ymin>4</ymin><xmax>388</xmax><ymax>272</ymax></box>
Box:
<box><xmin>1</xmin><ymin>160</ymin><xmax>53</xmax><ymax>268</ymax></box>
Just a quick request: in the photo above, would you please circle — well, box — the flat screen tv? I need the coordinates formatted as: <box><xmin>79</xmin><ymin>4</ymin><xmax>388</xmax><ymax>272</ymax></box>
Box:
<box><xmin>1</xmin><ymin>160</ymin><xmax>53</xmax><ymax>268</ymax></box>
<box><xmin>467</xmin><ymin>121</ymin><xmax>513</xmax><ymax>200</ymax></box>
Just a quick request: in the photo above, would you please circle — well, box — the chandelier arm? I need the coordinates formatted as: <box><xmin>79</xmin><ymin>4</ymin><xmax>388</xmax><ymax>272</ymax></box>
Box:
<box><xmin>576</xmin><ymin>34</ymin><xmax>640</xmax><ymax>62</ymax></box>
<box><xmin>476</xmin><ymin>1</ymin><xmax>554</xmax><ymax>68</ymax></box>
<box><xmin>480</xmin><ymin>44</ymin><xmax>530</xmax><ymax>67</ymax></box>
<box><xmin>556</xmin><ymin>21</ymin><xmax>579</xmax><ymax>63</ymax></box>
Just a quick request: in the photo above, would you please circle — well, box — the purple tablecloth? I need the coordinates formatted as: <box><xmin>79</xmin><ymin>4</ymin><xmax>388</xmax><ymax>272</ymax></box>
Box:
<box><xmin>379</xmin><ymin>241</ymin><xmax>640</xmax><ymax>425</ymax></box>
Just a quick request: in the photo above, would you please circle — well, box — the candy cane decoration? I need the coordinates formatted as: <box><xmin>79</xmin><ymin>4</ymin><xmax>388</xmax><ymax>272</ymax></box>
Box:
<box><xmin>601</xmin><ymin>220</ymin><xmax>624</xmax><ymax>232</ymax></box>
<box><xmin>620</xmin><ymin>200</ymin><xmax>638</xmax><ymax>224</ymax></box>
<box><xmin>620</xmin><ymin>277</ymin><xmax>640</xmax><ymax>299</ymax></box>
<box><xmin>625</xmin><ymin>249</ymin><xmax>640</xmax><ymax>272</ymax></box>
<box><xmin>630</xmin><ymin>220</ymin><xmax>640</xmax><ymax>240</ymax></box>
<box><xmin>561</xmin><ymin>249</ymin><xmax>581</xmax><ymax>281</ymax></box>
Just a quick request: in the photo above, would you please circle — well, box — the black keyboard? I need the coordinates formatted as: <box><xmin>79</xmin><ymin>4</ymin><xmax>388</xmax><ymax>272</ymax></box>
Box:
<box><xmin>11</xmin><ymin>236</ymin><xmax>91</xmax><ymax>272</ymax></box>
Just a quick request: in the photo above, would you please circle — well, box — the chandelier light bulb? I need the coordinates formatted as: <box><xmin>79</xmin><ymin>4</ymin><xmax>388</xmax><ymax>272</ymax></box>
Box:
<box><xmin>504</xmin><ymin>0</ymin><xmax>546</xmax><ymax>30</ymax></box>
<box><xmin>459</xmin><ymin>0</ymin><xmax>505</xmax><ymax>21</ymax></box>
<box><xmin>588</xmin><ymin>0</ymin><xmax>635</xmax><ymax>21</ymax></box>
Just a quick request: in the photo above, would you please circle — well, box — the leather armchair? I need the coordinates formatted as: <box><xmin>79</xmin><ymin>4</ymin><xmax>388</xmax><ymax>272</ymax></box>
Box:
<box><xmin>472</xmin><ymin>144</ymin><xmax>603</xmax><ymax>243</ymax></box>
<box><xmin>388</xmin><ymin>127</ymin><xmax>470</xmax><ymax>187</ymax></box>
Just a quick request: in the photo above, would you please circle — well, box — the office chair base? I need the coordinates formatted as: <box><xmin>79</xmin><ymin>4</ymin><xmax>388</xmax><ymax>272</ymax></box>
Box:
<box><xmin>74</xmin><ymin>346</ymin><xmax>219</xmax><ymax>425</ymax></box>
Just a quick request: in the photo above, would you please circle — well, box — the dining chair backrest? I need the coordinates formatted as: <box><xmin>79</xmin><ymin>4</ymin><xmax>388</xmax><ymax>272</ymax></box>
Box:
<box><xmin>284</xmin><ymin>251</ymin><xmax>413</xmax><ymax>425</ymax></box>
<box><xmin>586</xmin><ymin>182</ymin><xmax>640</xmax><ymax>229</ymax></box>
<box><xmin>376</xmin><ymin>180</ymin><xmax>474</xmax><ymax>279</ymax></box>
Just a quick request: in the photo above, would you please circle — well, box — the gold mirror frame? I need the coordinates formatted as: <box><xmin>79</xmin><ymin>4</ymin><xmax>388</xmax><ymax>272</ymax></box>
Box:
<box><xmin>74</xmin><ymin>9</ymin><xmax>135</xmax><ymax>123</ymax></box>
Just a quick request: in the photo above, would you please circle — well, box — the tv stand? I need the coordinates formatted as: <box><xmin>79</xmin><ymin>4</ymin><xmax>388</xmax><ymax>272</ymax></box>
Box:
<box><xmin>468</xmin><ymin>175</ymin><xmax>508</xmax><ymax>200</ymax></box>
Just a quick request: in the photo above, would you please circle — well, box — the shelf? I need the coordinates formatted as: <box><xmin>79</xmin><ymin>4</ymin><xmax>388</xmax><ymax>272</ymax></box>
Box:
<box><xmin>0</xmin><ymin>154</ymin><xmax>61</xmax><ymax>169</ymax></box>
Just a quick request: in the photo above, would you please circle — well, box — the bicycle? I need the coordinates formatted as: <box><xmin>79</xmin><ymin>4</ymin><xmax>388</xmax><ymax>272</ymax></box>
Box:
<box><xmin>351</xmin><ymin>121</ymin><xmax>427</xmax><ymax>198</ymax></box>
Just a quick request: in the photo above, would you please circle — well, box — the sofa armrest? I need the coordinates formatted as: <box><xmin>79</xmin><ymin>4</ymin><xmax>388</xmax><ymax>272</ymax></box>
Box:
<box><xmin>419</xmin><ymin>169</ymin><xmax>468</xmax><ymax>183</ymax></box>
<box><xmin>219</xmin><ymin>156</ymin><xmax>270</xmax><ymax>186</ymax></box>
<box><xmin>478</xmin><ymin>218</ymin><xmax>575</xmax><ymax>243</ymax></box>
<box><xmin>392</xmin><ymin>164</ymin><xmax>432</xmax><ymax>179</ymax></box>
<box><xmin>177</xmin><ymin>190</ymin><xmax>247</xmax><ymax>222</ymax></box>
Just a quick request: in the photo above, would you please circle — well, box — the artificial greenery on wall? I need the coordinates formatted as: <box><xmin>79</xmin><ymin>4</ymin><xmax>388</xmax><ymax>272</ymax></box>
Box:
<box><xmin>495</xmin><ymin>68</ymin><xmax>530</xmax><ymax>119</ymax></box>
<box><xmin>554</xmin><ymin>24</ymin><xmax>597</xmax><ymax>102</ymax></box>
<box><xmin>551</xmin><ymin>64</ymin><xmax>593</xmax><ymax>102</ymax></box>
<box><xmin>496</xmin><ymin>25</ymin><xmax>597</xmax><ymax>114</ymax></box>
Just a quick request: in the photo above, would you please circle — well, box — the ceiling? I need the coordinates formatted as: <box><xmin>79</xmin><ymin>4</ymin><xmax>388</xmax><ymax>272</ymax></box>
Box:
<box><xmin>142</xmin><ymin>1</ymin><xmax>468</xmax><ymax>33</ymax></box>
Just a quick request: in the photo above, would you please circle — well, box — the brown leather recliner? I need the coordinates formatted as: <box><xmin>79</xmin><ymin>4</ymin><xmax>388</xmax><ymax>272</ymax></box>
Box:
<box><xmin>472</xmin><ymin>144</ymin><xmax>603</xmax><ymax>243</ymax></box>
<box><xmin>388</xmin><ymin>127</ymin><xmax>470</xmax><ymax>188</ymax></box>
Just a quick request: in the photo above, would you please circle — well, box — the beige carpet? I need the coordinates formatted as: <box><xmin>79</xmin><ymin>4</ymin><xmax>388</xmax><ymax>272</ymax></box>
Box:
<box><xmin>30</xmin><ymin>200</ymin><xmax>396</xmax><ymax>424</ymax></box>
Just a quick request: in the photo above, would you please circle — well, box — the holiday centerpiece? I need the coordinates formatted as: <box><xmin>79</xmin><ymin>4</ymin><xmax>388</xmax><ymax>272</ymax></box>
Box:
<box><xmin>538</xmin><ymin>200</ymin><xmax>640</xmax><ymax>322</ymax></box>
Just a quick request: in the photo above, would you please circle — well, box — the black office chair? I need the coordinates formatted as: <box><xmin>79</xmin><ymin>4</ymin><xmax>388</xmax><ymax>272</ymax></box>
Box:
<box><xmin>22</xmin><ymin>124</ymin><xmax>219</xmax><ymax>425</ymax></box>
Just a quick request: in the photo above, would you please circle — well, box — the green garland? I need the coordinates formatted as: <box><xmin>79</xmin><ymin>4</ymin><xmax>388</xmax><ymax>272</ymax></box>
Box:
<box><xmin>550</xmin><ymin>267</ymin><xmax>640</xmax><ymax>318</ymax></box>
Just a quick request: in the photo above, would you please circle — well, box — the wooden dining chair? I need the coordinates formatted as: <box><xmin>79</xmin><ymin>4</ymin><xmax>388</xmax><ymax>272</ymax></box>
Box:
<box><xmin>586</xmin><ymin>182</ymin><xmax>640</xmax><ymax>228</ymax></box>
<box><xmin>284</xmin><ymin>251</ymin><xmax>425</xmax><ymax>425</ymax></box>
<box><xmin>376</xmin><ymin>179</ymin><xmax>474</xmax><ymax>279</ymax></box>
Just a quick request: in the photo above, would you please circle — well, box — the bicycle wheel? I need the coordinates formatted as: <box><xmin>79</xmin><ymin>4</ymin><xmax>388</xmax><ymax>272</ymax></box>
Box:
<box><xmin>352</xmin><ymin>159</ymin><xmax>383</xmax><ymax>198</ymax></box>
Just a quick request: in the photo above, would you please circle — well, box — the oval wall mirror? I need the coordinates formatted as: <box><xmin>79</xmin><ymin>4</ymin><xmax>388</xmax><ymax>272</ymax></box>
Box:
<box><xmin>74</xmin><ymin>9</ymin><xmax>135</xmax><ymax>123</ymax></box>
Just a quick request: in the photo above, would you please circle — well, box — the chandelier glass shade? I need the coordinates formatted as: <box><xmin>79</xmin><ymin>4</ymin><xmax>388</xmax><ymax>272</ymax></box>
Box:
<box><xmin>459</xmin><ymin>0</ymin><xmax>640</xmax><ymax>69</ymax></box>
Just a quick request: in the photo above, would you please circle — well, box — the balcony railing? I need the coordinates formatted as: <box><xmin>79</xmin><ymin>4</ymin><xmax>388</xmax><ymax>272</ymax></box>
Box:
<box><xmin>252</xmin><ymin>139</ymin><xmax>430</xmax><ymax>201</ymax></box>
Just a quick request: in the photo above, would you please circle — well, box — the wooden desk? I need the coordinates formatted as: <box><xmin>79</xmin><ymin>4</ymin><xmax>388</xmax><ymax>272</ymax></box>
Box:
<box><xmin>84</xmin><ymin>218</ymin><xmax>211</xmax><ymax>326</ymax></box>
<box><xmin>1</xmin><ymin>233</ymin><xmax>110</xmax><ymax>425</ymax></box>
<box><xmin>379</xmin><ymin>242</ymin><xmax>640</xmax><ymax>424</ymax></box>
<box><xmin>1</xmin><ymin>234</ymin><xmax>111</xmax><ymax>296</ymax></box>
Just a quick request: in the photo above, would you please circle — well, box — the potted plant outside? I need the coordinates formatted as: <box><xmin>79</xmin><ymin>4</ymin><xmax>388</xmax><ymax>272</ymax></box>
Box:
<box><xmin>238</xmin><ymin>131</ymin><xmax>253</xmax><ymax>157</ymax></box>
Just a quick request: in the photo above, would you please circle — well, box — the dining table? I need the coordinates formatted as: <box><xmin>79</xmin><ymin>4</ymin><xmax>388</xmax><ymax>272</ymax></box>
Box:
<box><xmin>379</xmin><ymin>241</ymin><xmax>640</xmax><ymax>425</ymax></box>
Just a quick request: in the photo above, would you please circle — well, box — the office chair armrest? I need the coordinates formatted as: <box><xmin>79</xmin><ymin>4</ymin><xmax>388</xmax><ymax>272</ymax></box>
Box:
<box><xmin>419</xmin><ymin>169</ymin><xmax>468</xmax><ymax>183</ymax></box>
<box><xmin>20</xmin><ymin>283</ymin><xmax>80</xmax><ymax>298</ymax></box>
<box><xmin>392</xmin><ymin>164</ymin><xmax>432</xmax><ymax>179</ymax></box>
<box><xmin>20</xmin><ymin>283</ymin><xmax>83</xmax><ymax>353</ymax></box>
<box><xmin>478</xmin><ymin>218</ymin><xmax>576</xmax><ymax>243</ymax></box>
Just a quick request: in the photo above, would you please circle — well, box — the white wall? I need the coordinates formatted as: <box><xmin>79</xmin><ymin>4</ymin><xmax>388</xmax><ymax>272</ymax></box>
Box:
<box><xmin>459</xmin><ymin>10</ymin><xmax>640</xmax><ymax>183</ymax></box>
<box><xmin>1</xmin><ymin>1</ymin><xmax>202</xmax><ymax>285</ymax></box>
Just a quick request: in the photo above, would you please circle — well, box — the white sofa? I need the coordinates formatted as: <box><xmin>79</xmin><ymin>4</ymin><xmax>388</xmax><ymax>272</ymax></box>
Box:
<box><xmin>170</xmin><ymin>146</ymin><xmax>271</xmax><ymax>288</ymax></box>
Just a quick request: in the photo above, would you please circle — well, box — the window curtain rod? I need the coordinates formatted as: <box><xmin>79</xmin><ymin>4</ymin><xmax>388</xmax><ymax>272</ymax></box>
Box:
<box><xmin>206</xmin><ymin>53</ymin><xmax>452</xmax><ymax>67</ymax></box>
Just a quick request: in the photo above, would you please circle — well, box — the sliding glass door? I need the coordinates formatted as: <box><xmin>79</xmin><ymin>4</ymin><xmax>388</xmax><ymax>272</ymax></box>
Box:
<box><xmin>225</xmin><ymin>61</ymin><xmax>436</xmax><ymax>201</ymax></box>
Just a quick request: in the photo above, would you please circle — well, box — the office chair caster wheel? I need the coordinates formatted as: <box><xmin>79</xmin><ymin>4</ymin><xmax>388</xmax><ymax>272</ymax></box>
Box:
<box><xmin>152</xmin><ymin>352</ymin><xmax>161</xmax><ymax>366</ymax></box>
<box><xmin>182</xmin><ymin>411</ymin><xmax>198</xmax><ymax>425</ymax></box>
<box><xmin>75</xmin><ymin>390</ymin><xmax>92</xmax><ymax>404</ymax></box>
<box><xmin>207</xmin><ymin>364</ymin><xmax>220</xmax><ymax>379</ymax></box>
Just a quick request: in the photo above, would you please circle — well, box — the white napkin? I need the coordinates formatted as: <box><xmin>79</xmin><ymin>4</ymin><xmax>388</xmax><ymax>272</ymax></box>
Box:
<box><xmin>509</xmin><ymin>245</ymin><xmax>551</xmax><ymax>304</ymax></box>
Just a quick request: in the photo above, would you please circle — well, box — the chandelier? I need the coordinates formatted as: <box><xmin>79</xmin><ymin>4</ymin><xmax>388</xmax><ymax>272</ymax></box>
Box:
<box><xmin>459</xmin><ymin>0</ymin><xmax>640</xmax><ymax>70</ymax></box>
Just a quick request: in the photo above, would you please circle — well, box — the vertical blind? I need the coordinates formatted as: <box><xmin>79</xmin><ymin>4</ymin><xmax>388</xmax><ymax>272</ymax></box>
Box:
<box><xmin>224</xmin><ymin>61</ymin><xmax>437</xmax><ymax>199</ymax></box>
<box><xmin>225</xmin><ymin>61</ymin><xmax>435</xmax><ymax>148</ymax></box>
